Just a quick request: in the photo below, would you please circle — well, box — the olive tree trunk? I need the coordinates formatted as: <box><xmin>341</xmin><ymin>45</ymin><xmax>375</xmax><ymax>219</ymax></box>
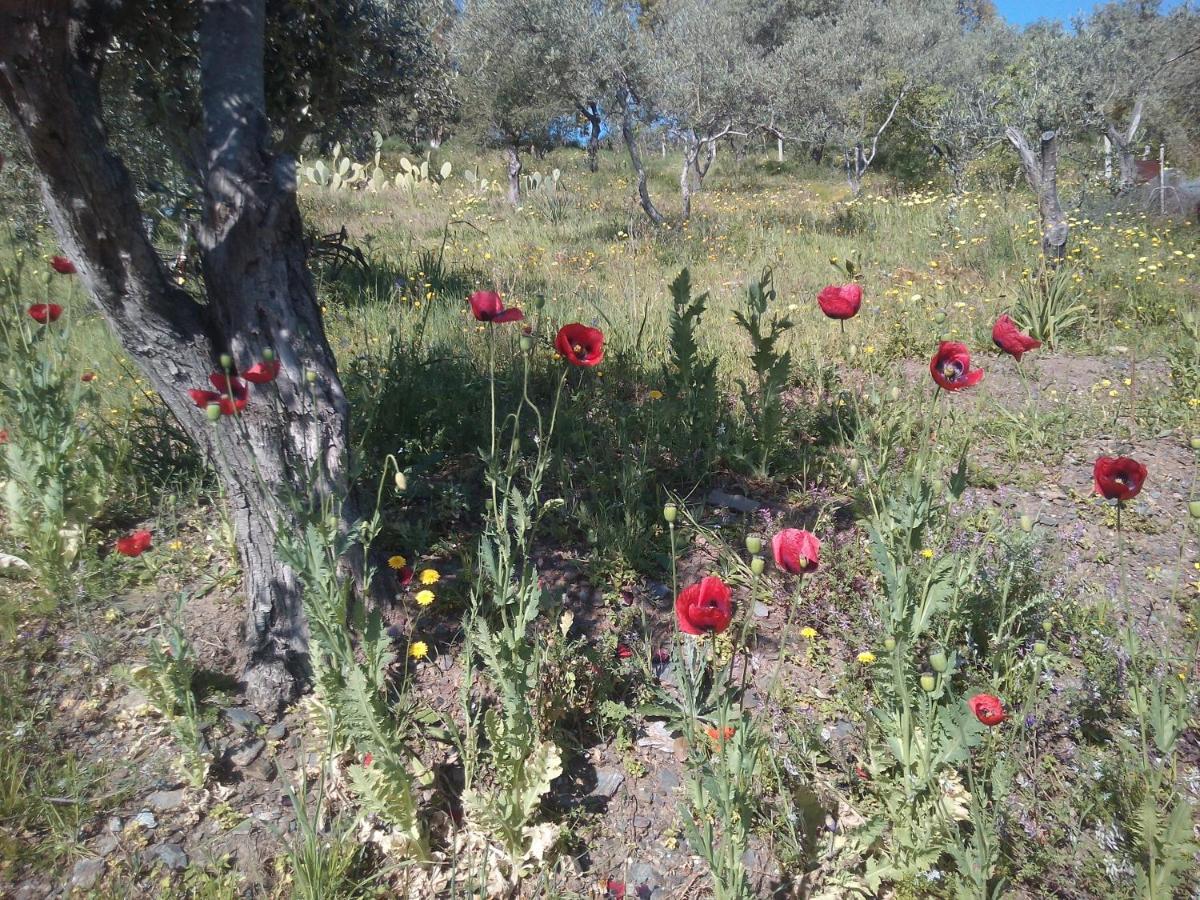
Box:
<box><xmin>1005</xmin><ymin>126</ymin><xmax>1069</xmax><ymax>262</ymax></box>
<box><xmin>580</xmin><ymin>101</ymin><xmax>602</xmax><ymax>173</ymax></box>
<box><xmin>620</xmin><ymin>91</ymin><xmax>665</xmax><ymax>227</ymax></box>
<box><xmin>1105</xmin><ymin>99</ymin><xmax>1143</xmax><ymax>194</ymax></box>
<box><xmin>0</xmin><ymin>0</ymin><xmax>375</xmax><ymax>713</ymax></box>
<box><xmin>504</xmin><ymin>143</ymin><xmax>522</xmax><ymax>206</ymax></box>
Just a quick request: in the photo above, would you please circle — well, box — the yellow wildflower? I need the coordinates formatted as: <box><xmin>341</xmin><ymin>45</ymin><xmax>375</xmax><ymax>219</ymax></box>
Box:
<box><xmin>419</xmin><ymin>568</ymin><xmax>440</xmax><ymax>585</ymax></box>
<box><xmin>857</xmin><ymin>651</ymin><xmax>877</xmax><ymax>665</ymax></box>
<box><xmin>409</xmin><ymin>641</ymin><xmax>428</xmax><ymax>660</ymax></box>
<box><xmin>648</xmin><ymin>389</ymin><xmax>664</xmax><ymax>400</ymax></box>
<box><xmin>920</xmin><ymin>548</ymin><xmax>934</xmax><ymax>559</ymax></box>
<box><xmin>415</xmin><ymin>590</ymin><xmax>435</xmax><ymax>607</ymax></box>
<box><xmin>799</xmin><ymin>626</ymin><xmax>818</xmax><ymax>640</ymax></box>
<box><xmin>388</xmin><ymin>554</ymin><xmax>407</xmax><ymax>570</ymax></box>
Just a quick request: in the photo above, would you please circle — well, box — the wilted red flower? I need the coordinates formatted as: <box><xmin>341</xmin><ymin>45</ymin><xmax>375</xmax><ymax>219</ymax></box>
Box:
<box><xmin>771</xmin><ymin>528</ymin><xmax>821</xmax><ymax>575</ymax></box>
<box><xmin>0</xmin><ymin>428</ymin><xmax>8</xmax><ymax>444</ymax></box>
<box><xmin>80</xmin><ymin>372</ymin><xmax>95</xmax><ymax>383</ymax></box>
<box><xmin>116</xmin><ymin>530</ymin><xmax>153</xmax><ymax>558</ymax></box>
<box><xmin>616</xmin><ymin>644</ymin><xmax>633</xmax><ymax>660</ymax></box>
<box><xmin>605</xmin><ymin>879</ymin><xmax>626</xmax><ymax>899</ymax></box>
<box><xmin>241</xmin><ymin>360</ymin><xmax>281</xmax><ymax>384</ymax></box>
<box><xmin>50</xmin><ymin>255</ymin><xmax>76</xmax><ymax>275</ymax></box>
<box><xmin>817</xmin><ymin>283</ymin><xmax>862</xmax><ymax>320</ymax></box>
<box><xmin>1093</xmin><ymin>456</ymin><xmax>1147</xmax><ymax>502</ymax></box>
<box><xmin>992</xmin><ymin>314</ymin><xmax>1041</xmax><ymax>361</ymax></box>
<box><xmin>930</xmin><ymin>341</ymin><xmax>983</xmax><ymax>391</ymax></box>
<box><xmin>468</xmin><ymin>290</ymin><xmax>524</xmax><ymax>324</ymax></box>
<box><xmin>188</xmin><ymin>372</ymin><xmax>248</xmax><ymax>416</ymax></box>
<box><xmin>28</xmin><ymin>303</ymin><xmax>63</xmax><ymax>324</ymax></box>
<box><xmin>967</xmin><ymin>693</ymin><xmax>1005</xmax><ymax>727</ymax></box>
<box><xmin>675</xmin><ymin>575</ymin><xmax>733</xmax><ymax>636</ymax></box>
<box><xmin>397</xmin><ymin>565</ymin><xmax>414</xmax><ymax>586</ymax></box>
<box><xmin>555</xmin><ymin>323</ymin><xmax>604</xmax><ymax>367</ymax></box>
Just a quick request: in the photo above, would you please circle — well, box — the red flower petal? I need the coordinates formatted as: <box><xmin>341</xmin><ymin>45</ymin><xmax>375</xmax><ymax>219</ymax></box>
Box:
<box><xmin>771</xmin><ymin>528</ymin><xmax>821</xmax><ymax>575</ymax></box>
<box><xmin>930</xmin><ymin>341</ymin><xmax>983</xmax><ymax>391</ymax></box>
<box><xmin>992</xmin><ymin>314</ymin><xmax>1041</xmax><ymax>361</ymax></box>
<box><xmin>50</xmin><ymin>255</ymin><xmax>76</xmax><ymax>275</ymax></box>
<box><xmin>967</xmin><ymin>693</ymin><xmax>1006</xmax><ymax>727</ymax></box>
<box><xmin>1093</xmin><ymin>456</ymin><xmax>1147</xmax><ymax>502</ymax></box>
<box><xmin>675</xmin><ymin>575</ymin><xmax>733</xmax><ymax>635</ymax></box>
<box><xmin>116</xmin><ymin>529</ymin><xmax>153</xmax><ymax>557</ymax></box>
<box><xmin>555</xmin><ymin>323</ymin><xmax>605</xmax><ymax>367</ymax></box>
<box><xmin>242</xmin><ymin>360</ymin><xmax>281</xmax><ymax>384</ymax></box>
<box><xmin>27</xmin><ymin>303</ymin><xmax>63</xmax><ymax>324</ymax></box>
<box><xmin>817</xmin><ymin>283</ymin><xmax>862</xmax><ymax>320</ymax></box>
<box><xmin>468</xmin><ymin>290</ymin><xmax>504</xmax><ymax>320</ymax></box>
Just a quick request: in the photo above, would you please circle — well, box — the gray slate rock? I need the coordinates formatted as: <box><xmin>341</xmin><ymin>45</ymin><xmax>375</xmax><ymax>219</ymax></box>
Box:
<box><xmin>146</xmin><ymin>788</ymin><xmax>185</xmax><ymax>812</ymax></box>
<box><xmin>70</xmin><ymin>858</ymin><xmax>105</xmax><ymax>890</ymax></box>
<box><xmin>222</xmin><ymin>707</ymin><xmax>263</xmax><ymax>732</ymax></box>
<box><xmin>152</xmin><ymin>843</ymin><xmax>188</xmax><ymax>871</ymax></box>
<box><xmin>229</xmin><ymin>739</ymin><xmax>265</xmax><ymax>768</ymax></box>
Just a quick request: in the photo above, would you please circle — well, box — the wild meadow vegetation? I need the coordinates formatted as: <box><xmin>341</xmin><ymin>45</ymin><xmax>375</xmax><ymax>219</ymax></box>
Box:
<box><xmin>1</xmin><ymin>0</ymin><xmax>1200</xmax><ymax>898</ymax></box>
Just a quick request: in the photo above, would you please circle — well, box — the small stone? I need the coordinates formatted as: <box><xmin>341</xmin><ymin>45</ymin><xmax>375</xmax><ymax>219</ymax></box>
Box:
<box><xmin>632</xmin><ymin>815</ymin><xmax>651</xmax><ymax>829</ymax></box>
<box><xmin>105</xmin><ymin>816</ymin><xmax>122</xmax><ymax>833</ymax></box>
<box><xmin>222</xmin><ymin>707</ymin><xmax>263</xmax><ymax>732</ymax></box>
<box><xmin>146</xmin><ymin>789</ymin><xmax>185</xmax><ymax>812</ymax></box>
<box><xmin>707</xmin><ymin>489</ymin><xmax>760</xmax><ymax>514</ymax></box>
<box><xmin>753</xmin><ymin>601</ymin><xmax>769</xmax><ymax>618</ymax></box>
<box><xmin>152</xmin><ymin>843</ymin><xmax>188</xmax><ymax>871</ymax></box>
<box><xmin>131</xmin><ymin>811</ymin><xmax>157</xmax><ymax>830</ymax></box>
<box><xmin>70</xmin><ymin>858</ymin><xmax>105</xmax><ymax>890</ymax></box>
<box><xmin>245</xmin><ymin>756</ymin><xmax>277</xmax><ymax>782</ymax></box>
<box><xmin>229</xmin><ymin>739</ymin><xmax>265</xmax><ymax>768</ymax></box>
<box><xmin>592</xmin><ymin>767</ymin><xmax>625</xmax><ymax>798</ymax></box>
<box><xmin>265</xmin><ymin>722</ymin><xmax>287</xmax><ymax>742</ymax></box>
<box><xmin>95</xmin><ymin>834</ymin><xmax>119</xmax><ymax>857</ymax></box>
<box><xmin>230</xmin><ymin>819</ymin><xmax>254</xmax><ymax>835</ymax></box>
<box><xmin>656</xmin><ymin>769</ymin><xmax>680</xmax><ymax>792</ymax></box>
<box><xmin>636</xmin><ymin>721</ymin><xmax>676</xmax><ymax>754</ymax></box>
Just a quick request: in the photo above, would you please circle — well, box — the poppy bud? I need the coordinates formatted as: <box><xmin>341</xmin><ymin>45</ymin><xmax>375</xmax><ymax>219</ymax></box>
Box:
<box><xmin>932</xmin><ymin>310</ymin><xmax>946</xmax><ymax>324</ymax></box>
<box><xmin>663</xmin><ymin>503</ymin><xmax>677</xmax><ymax>524</ymax></box>
<box><xmin>848</xmin><ymin>457</ymin><xmax>860</xmax><ymax>473</ymax></box>
<box><xmin>1042</xmin><ymin>619</ymin><xmax>1053</xmax><ymax>634</ymax></box>
<box><xmin>848</xmin><ymin>344</ymin><xmax>858</xmax><ymax>357</ymax></box>
<box><xmin>889</xmin><ymin>386</ymin><xmax>900</xmax><ymax>401</ymax></box>
<box><xmin>929</xmin><ymin>650</ymin><xmax>948</xmax><ymax>673</ymax></box>
<box><xmin>305</xmin><ymin>369</ymin><xmax>318</xmax><ymax>384</ymax></box>
<box><xmin>1033</xmin><ymin>641</ymin><xmax>1048</xmax><ymax>657</ymax></box>
<box><xmin>394</xmin><ymin>471</ymin><xmax>407</xmax><ymax>492</ymax></box>
<box><xmin>1189</xmin><ymin>501</ymin><xmax>1200</xmax><ymax>520</ymax></box>
<box><xmin>519</xmin><ymin>333</ymin><xmax>534</xmax><ymax>352</ymax></box>
<box><xmin>745</xmin><ymin>533</ymin><xmax>763</xmax><ymax>555</ymax></box>
<box><xmin>534</xmin><ymin>295</ymin><xmax>546</xmax><ymax>310</ymax></box>
<box><xmin>1191</xmin><ymin>436</ymin><xmax>1200</xmax><ymax>450</ymax></box>
<box><xmin>219</xmin><ymin>353</ymin><xmax>233</xmax><ymax>370</ymax></box>
<box><xmin>1020</xmin><ymin>514</ymin><xmax>1034</xmax><ymax>532</ymax></box>
<box><xmin>205</xmin><ymin>402</ymin><xmax>222</xmax><ymax>423</ymax></box>
<box><xmin>262</xmin><ymin>348</ymin><xmax>275</xmax><ymax>362</ymax></box>
<box><xmin>750</xmin><ymin>556</ymin><xmax>765</xmax><ymax>575</ymax></box>
<box><xmin>920</xmin><ymin>673</ymin><xmax>936</xmax><ymax>693</ymax></box>
<box><xmin>883</xmin><ymin>636</ymin><xmax>896</xmax><ymax>651</ymax></box>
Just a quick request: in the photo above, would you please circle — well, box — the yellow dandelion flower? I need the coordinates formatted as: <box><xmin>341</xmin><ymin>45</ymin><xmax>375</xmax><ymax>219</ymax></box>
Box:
<box><xmin>648</xmin><ymin>389</ymin><xmax>664</xmax><ymax>400</ymax></box>
<box><xmin>799</xmin><ymin>626</ymin><xmax>818</xmax><ymax>640</ymax></box>
<box><xmin>388</xmin><ymin>554</ymin><xmax>408</xmax><ymax>571</ymax></box>
<box><xmin>857</xmin><ymin>651</ymin><xmax>877</xmax><ymax>664</ymax></box>
<box><xmin>415</xmin><ymin>590</ymin><xmax>435</xmax><ymax>607</ymax></box>
<box><xmin>409</xmin><ymin>641</ymin><xmax>428</xmax><ymax>660</ymax></box>
<box><xmin>167</xmin><ymin>539</ymin><xmax>184</xmax><ymax>552</ymax></box>
<box><xmin>920</xmin><ymin>548</ymin><xmax>934</xmax><ymax>559</ymax></box>
<box><xmin>419</xmin><ymin>568</ymin><xmax>440</xmax><ymax>585</ymax></box>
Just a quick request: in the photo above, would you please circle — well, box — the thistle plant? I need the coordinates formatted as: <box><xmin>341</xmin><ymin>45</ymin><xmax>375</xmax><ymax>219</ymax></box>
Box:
<box><xmin>733</xmin><ymin>266</ymin><xmax>794</xmax><ymax>478</ymax></box>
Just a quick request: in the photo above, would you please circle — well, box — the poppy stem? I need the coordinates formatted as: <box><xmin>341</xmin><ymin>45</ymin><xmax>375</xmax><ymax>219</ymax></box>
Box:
<box><xmin>767</xmin><ymin>580</ymin><xmax>803</xmax><ymax>701</ymax></box>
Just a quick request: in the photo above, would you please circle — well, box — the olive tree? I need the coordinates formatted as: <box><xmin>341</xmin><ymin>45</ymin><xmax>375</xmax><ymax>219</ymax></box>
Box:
<box><xmin>0</xmin><ymin>0</ymin><xmax>435</xmax><ymax>711</ymax></box>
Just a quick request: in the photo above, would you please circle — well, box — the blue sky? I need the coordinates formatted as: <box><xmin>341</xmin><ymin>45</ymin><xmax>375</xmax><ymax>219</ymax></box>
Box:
<box><xmin>994</xmin><ymin>0</ymin><xmax>1186</xmax><ymax>25</ymax></box>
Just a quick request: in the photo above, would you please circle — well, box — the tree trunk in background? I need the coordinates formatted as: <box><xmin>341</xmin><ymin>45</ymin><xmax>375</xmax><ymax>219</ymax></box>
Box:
<box><xmin>1005</xmin><ymin>126</ymin><xmax>1068</xmax><ymax>262</ymax></box>
<box><xmin>0</xmin><ymin>0</ymin><xmax>374</xmax><ymax>713</ymax></box>
<box><xmin>1105</xmin><ymin>123</ymin><xmax>1137</xmax><ymax>193</ymax></box>
<box><xmin>680</xmin><ymin>135</ymin><xmax>697</xmax><ymax>222</ymax></box>
<box><xmin>582</xmin><ymin>101</ymin><xmax>601</xmax><ymax>173</ymax></box>
<box><xmin>621</xmin><ymin>93</ymin><xmax>665</xmax><ymax>227</ymax></box>
<box><xmin>504</xmin><ymin>144</ymin><xmax>522</xmax><ymax>206</ymax></box>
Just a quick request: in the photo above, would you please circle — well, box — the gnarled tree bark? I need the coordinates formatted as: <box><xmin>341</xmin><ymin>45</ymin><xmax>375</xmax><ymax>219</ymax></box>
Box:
<box><xmin>620</xmin><ymin>91</ymin><xmax>665</xmax><ymax>227</ymax></box>
<box><xmin>1005</xmin><ymin>126</ymin><xmax>1069</xmax><ymax>262</ymax></box>
<box><xmin>0</xmin><ymin>0</ymin><xmax>378</xmax><ymax>713</ymax></box>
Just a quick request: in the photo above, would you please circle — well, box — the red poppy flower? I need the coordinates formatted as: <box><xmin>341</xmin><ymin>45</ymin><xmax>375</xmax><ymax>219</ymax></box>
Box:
<box><xmin>116</xmin><ymin>530</ymin><xmax>153</xmax><ymax>558</ymax></box>
<box><xmin>28</xmin><ymin>303</ymin><xmax>63</xmax><ymax>324</ymax></box>
<box><xmin>967</xmin><ymin>693</ymin><xmax>1005</xmax><ymax>727</ymax></box>
<box><xmin>929</xmin><ymin>341</ymin><xmax>983</xmax><ymax>391</ymax></box>
<box><xmin>675</xmin><ymin>575</ymin><xmax>733</xmax><ymax>636</ymax></box>
<box><xmin>771</xmin><ymin>528</ymin><xmax>821</xmax><ymax>575</ymax></box>
<box><xmin>241</xmin><ymin>360</ymin><xmax>281</xmax><ymax>384</ymax></box>
<box><xmin>362</xmin><ymin>752</ymin><xmax>373</xmax><ymax>768</ymax></box>
<box><xmin>81</xmin><ymin>372</ymin><xmax>95</xmax><ymax>383</ymax></box>
<box><xmin>555</xmin><ymin>323</ymin><xmax>604</xmax><ymax>367</ymax></box>
<box><xmin>50</xmin><ymin>255</ymin><xmax>76</xmax><ymax>275</ymax></box>
<box><xmin>616</xmin><ymin>644</ymin><xmax>633</xmax><ymax>659</ymax></box>
<box><xmin>992</xmin><ymin>314</ymin><xmax>1041</xmax><ymax>361</ymax></box>
<box><xmin>468</xmin><ymin>290</ymin><xmax>524</xmax><ymax>324</ymax></box>
<box><xmin>188</xmin><ymin>372</ymin><xmax>249</xmax><ymax>416</ymax></box>
<box><xmin>817</xmin><ymin>283</ymin><xmax>862</xmax><ymax>320</ymax></box>
<box><xmin>1093</xmin><ymin>456</ymin><xmax>1147</xmax><ymax>502</ymax></box>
